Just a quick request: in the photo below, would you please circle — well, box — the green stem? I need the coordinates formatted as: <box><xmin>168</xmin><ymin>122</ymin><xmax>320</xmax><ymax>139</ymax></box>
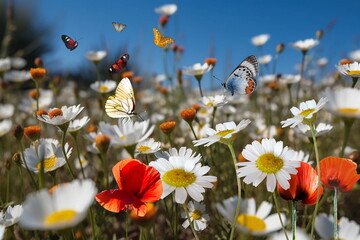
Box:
<box><xmin>39</xmin><ymin>149</ymin><xmax>45</xmax><ymax>189</ymax></box>
<box><xmin>287</xmin><ymin>84</ymin><xmax>293</xmax><ymax>108</ymax></box>
<box><xmin>339</xmin><ymin>118</ymin><xmax>354</xmax><ymax>157</ymax></box>
<box><xmin>272</xmin><ymin>54</ymin><xmax>279</xmax><ymax>74</ymax></box>
<box><xmin>351</xmin><ymin>77</ymin><xmax>358</xmax><ymax>88</ymax></box>
<box><xmin>195</xmin><ymin>75</ymin><xmax>204</xmax><ymax>97</ymax></box>
<box><xmin>72</xmin><ymin>134</ymin><xmax>86</xmax><ymax>179</ymax></box>
<box><xmin>333</xmin><ymin>187</ymin><xmax>339</xmax><ymax>239</ymax></box>
<box><xmin>211</xmin><ymin>107</ymin><xmax>217</xmax><ymax>129</ymax></box>
<box><xmin>182</xmin><ymin>203</ymin><xmax>200</xmax><ymax>240</ymax></box>
<box><xmin>89</xmin><ymin>207</ymin><xmax>96</xmax><ymax>240</ymax></box>
<box><xmin>35</xmin><ymin>80</ymin><xmax>40</xmax><ymax>113</ymax></box>
<box><xmin>291</xmin><ymin>201</ymin><xmax>297</xmax><ymax>240</ymax></box>
<box><xmin>99</xmin><ymin>152</ymin><xmax>109</xmax><ymax>188</ymax></box>
<box><xmin>188</xmin><ymin>122</ymin><xmax>198</xmax><ymax>140</ymax></box>
<box><xmin>19</xmin><ymin>141</ymin><xmax>38</xmax><ymax>190</ymax></box>
<box><xmin>61</xmin><ymin>126</ymin><xmax>76</xmax><ymax>179</ymax></box>
<box><xmin>125</xmin><ymin>210</ymin><xmax>129</xmax><ymax>240</ymax></box>
<box><xmin>227</xmin><ymin>144</ymin><xmax>241</xmax><ymax>240</ymax></box>
<box><xmin>272</xmin><ymin>192</ymin><xmax>289</xmax><ymax>240</ymax></box>
<box><xmin>6</xmin><ymin>167</ymin><xmax>10</xmax><ymax>203</ymax></box>
<box><xmin>309</xmin><ymin>124</ymin><xmax>321</xmax><ymax>240</ymax></box>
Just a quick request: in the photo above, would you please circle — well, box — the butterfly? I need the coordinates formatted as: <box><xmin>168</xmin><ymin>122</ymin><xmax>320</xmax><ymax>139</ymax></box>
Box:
<box><xmin>152</xmin><ymin>27</ymin><xmax>174</xmax><ymax>48</ymax></box>
<box><xmin>222</xmin><ymin>55</ymin><xmax>259</xmax><ymax>95</ymax></box>
<box><xmin>61</xmin><ymin>35</ymin><xmax>78</xmax><ymax>51</ymax></box>
<box><xmin>105</xmin><ymin>77</ymin><xmax>136</xmax><ymax>118</ymax></box>
<box><xmin>112</xmin><ymin>22</ymin><xmax>127</xmax><ymax>32</ymax></box>
<box><xmin>108</xmin><ymin>53</ymin><xmax>130</xmax><ymax>74</ymax></box>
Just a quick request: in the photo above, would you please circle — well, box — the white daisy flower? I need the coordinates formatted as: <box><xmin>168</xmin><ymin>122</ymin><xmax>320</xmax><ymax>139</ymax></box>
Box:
<box><xmin>317</xmin><ymin>57</ymin><xmax>328</xmax><ymax>67</ymax></box>
<box><xmin>259</xmin><ymin>74</ymin><xmax>277</xmax><ymax>84</ymax></box>
<box><xmin>322</xmin><ymin>88</ymin><xmax>360</xmax><ymax>119</ymax></box>
<box><xmin>258</xmin><ymin>55</ymin><xmax>272</xmax><ymax>65</ymax></box>
<box><xmin>216</xmin><ymin>197</ymin><xmax>286</xmax><ymax>236</ymax></box>
<box><xmin>295</xmin><ymin>122</ymin><xmax>333</xmax><ymax>137</ymax></box>
<box><xmin>10</xmin><ymin>57</ymin><xmax>27</xmax><ymax>69</ymax></box>
<box><xmin>84</xmin><ymin>131</ymin><xmax>103</xmax><ymax>154</ymax></box>
<box><xmin>99</xmin><ymin>119</ymin><xmax>154</xmax><ymax>148</ymax></box>
<box><xmin>18</xmin><ymin>89</ymin><xmax>53</xmax><ymax>114</ymax></box>
<box><xmin>237</xmin><ymin>138</ymin><xmax>300</xmax><ymax>192</ymax></box>
<box><xmin>85</xmin><ymin>50</ymin><xmax>107</xmax><ymax>63</ymax></box>
<box><xmin>336</xmin><ymin>61</ymin><xmax>360</xmax><ymax>78</ymax></box>
<box><xmin>19</xmin><ymin>179</ymin><xmax>97</xmax><ymax>230</ymax></box>
<box><xmin>22</xmin><ymin>138</ymin><xmax>72</xmax><ymax>173</ymax></box>
<box><xmin>291</xmin><ymin>38</ymin><xmax>319</xmax><ymax>52</ymax></box>
<box><xmin>279</xmin><ymin>74</ymin><xmax>301</xmax><ymax>85</ymax></box>
<box><xmin>74</xmin><ymin>154</ymin><xmax>89</xmax><ymax>170</ymax></box>
<box><xmin>135</xmin><ymin>138</ymin><xmax>161</xmax><ymax>156</ymax></box>
<box><xmin>315</xmin><ymin>213</ymin><xmax>360</xmax><ymax>240</ymax></box>
<box><xmin>155</xmin><ymin>3</ymin><xmax>177</xmax><ymax>16</ymax></box>
<box><xmin>199</xmin><ymin>95</ymin><xmax>227</xmax><ymax>108</ymax></box>
<box><xmin>90</xmin><ymin>80</ymin><xmax>116</xmax><ymax>93</ymax></box>
<box><xmin>268</xmin><ymin>227</ymin><xmax>310</xmax><ymax>240</ymax></box>
<box><xmin>350</xmin><ymin>49</ymin><xmax>360</xmax><ymax>62</ymax></box>
<box><xmin>251</xmin><ymin>34</ymin><xmax>270</xmax><ymax>47</ymax></box>
<box><xmin>0</xmin><ymin>119</ymin><xmax>12</xmax><ymax>137</ymax></box>
<box><xmin>249</xmin><ymin>118</ymin><xmax>278</xmax><ymax>140</ymax></box>
<box><xmin>291</xmin><ymin>150</ymin><xmax>312</xmax><ymax>164</ymax></box>
<box><xmin>4</xmin><ymin>70</ymin><xmax>31</xmax><ymax>83</ymax></box>
<box><xmin>281</xmin><ymin>97</ymin><xmax>328</xmax><ymax>128</ymax></box>
<box><xmin>68</xmin><ymin>116</ymin><xmax>90</xmax><ymax>133</ymax></box>
<box><xmin>182</xmin><ymin>63</ymin><xmax>212</xmax><ymax>78</ymax></box>
<box><xmin>149</xmin><ymin>147</ymin><xmax>217</xmax><ymax>204</ymax></box>
<box><xmin>193</xmin><ymin>120</ymin><xmax>251</xmax><ymax>147</ymax></box>
<box><xmin>0</xmin><ymin>104</ymin><xmax>14</xmax><ymax>119</ymax></box>
<box><xmin>0</xmin><ymin>58</ymin><xmax>11</xmax><ymax>72</ymax></box>
<box><xmin>181</xmin><ymin>201</ymin><xmax>209</xmax><ymax>231</ymax></box>
<box><xmin>0</xmin><ymin>205</ymin><xmax>23</xmax><ymax>227</ymax></box>
<box><xmin>37</xmin><ymin>104</ymin><xmax>84</xmax><ymax>126</ymax></box>
<box><xmin>155</xmin><ymin>147</ymin><xmax>202</xmax><ymax>162</ymax></box>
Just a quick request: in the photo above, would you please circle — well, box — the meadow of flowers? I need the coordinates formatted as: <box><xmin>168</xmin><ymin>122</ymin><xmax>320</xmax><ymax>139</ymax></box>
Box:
<box><xmin>1</xmin><ymin>2</ymin><xmax>360</xmax><ymax>240</ymax></box>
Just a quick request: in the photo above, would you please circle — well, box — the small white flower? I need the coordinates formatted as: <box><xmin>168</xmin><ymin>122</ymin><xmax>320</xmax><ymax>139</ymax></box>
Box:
<box><xmin>0</xmin><ymin>58</ymin><xmax>11</xmax><ymax>72</ymax></box>
<box><xmin>135</xmin><ymin>138</ymin><xmax>161</xmax><ymax>156</ymax></box>
<box><xmin>193</xmin><ymin>120</ymin><xmax>251</xmax><ymax>147</ymax></box>
<box><xmin>18</xmin><ymin>89</ymin><xmax>53</xmax><ymax>114</ymax></box>
<box><xmin>350</xmin><ymin>49</ymin><xmax>360</xmax><ymax>62</ymax></box>
<box><xmin>181</xmin><ymin>201</ymin><xmax>209</xmax><ymax>231</ymax></box>
<box><xmin>279</xmin><ymin>74</ymin><xmax>301</xmax><ymax>85</ymax></box>
<box><xmin>182</xmin><ymin>63</ymin><xmax>212</xmax><ymax>77</ymax></box>
<box><xmin>155</xmin><ymin>3</ymin><xmax>177</xmax><ymax>16</ymax></box>
<box><xmin>216</xmin><ymin>197</ymin><xmax>286</xmax><ymax>236</ymax></box>
<box><xmin>259</xmin><ymin>74</ymin><xmax>277</xmax><ymax>84</ymax></box>
<box><xmin>0</xmin><ymin>205</ymin><xmax>23</xmax><ymax>227</ymax></box>
<box><xmin>281</xmin><ymin>97</ymin><xmax>328</xmax><ymax>128</ymax></box>
<box><xmin>315</xmin><ymin>213</ymin><xmax>360</xmax><ymax>240</ymax></box>
<box><xmin>237</xmin><ymin>138</ymin><xmax>300</xmax><ymax>192</ymax></box>
<box><xmin>68</xmin><ymin>116</ymin><xmax>90</xmax><ymax>133</ymax></box>
<box><xmin>251</xmin><ymin>34</ymin><xmax>270</xmax><ymax>47</ymax></box>
<box><xmin>90</xmin><ymin>80</ymin><xmax>116</xmax><ymax>93</ymax></box>
<box><xmin>295</xmin><ymin>122</ymin><xmax>333</xmax><ymax>137</ymax></box>
<box><xmin>291</xmin><ymin>38</ymin><xmax>319</xmax><ymax>52</ymax></box>
<box><xmin>336</xmin><ymin>61</ymin><xmax>360</xmax><ymax>77</ymax></box>
<box><xmin>258</xmin><ymin>55</ymin><xmax>272</xmax><ymax>65</ymax></box>
<box><xmin>317</xmin><ymin>57</ymin><xmax>328</xmax><ymax>67</ymax></box>
<box><xmin>0</xmin><ymin>119</ymin><xmax>12</xmax><ymax>137</ymax></box>
<box><xmin>74</xmin><ymin>154</ymin><xmax>89</xmax><ymax>170</ymax></box>
<box><xmin>291</xmin><ymin>150</ymin><xmax>311</xmax><ymax>164</ymax></box>
<box><xmin>4</xmin><ymin>70</ymin><xmax>31</xmax><ymax>83</ymax></box>
<box><xmin>19</xmin><ymin>179</ymin><xmax>97</xmax><ymax>230</ymax></box>
<box><xmin>149</xmin><ymin>147</ymin><xmax>217</xmax><ymax>204</ymax></box>
<box><xmin>249</xmin><ymin>118</ymin><xmax>278</xmax><ymax>139</ymax></box>
<box><xmin>0</xmin><ymin>104</ymin><xmax>14</xmax><ymax>119</ymax></box>
<box><xmin>37</xmin><ymin>104</ymin><xmax>84</xmax><ymax>126</ymax></box>
<box><xmin>155</xmin><ymin>146</ymin><xmax>201</xmax><ymax>162</ymax></box>
<box><xmin>268</xmin><ymin>227</ymin><xmax>310</xmax><ymax>240</ymax></box>
<box><xmin>199</xmin><ymin>95</ymin><xmax>227</xmax><ymax>108</ymax></box>
<box><xmin>22</xmin><ymin>138</ymin><xmax>72</xmax><ymax>173</ymax></box>
<box><xmin>10</xmin><ymin>57</ymin><xmax>27</xmax><ymax>69</ymax></box>
<box><xmin>322</xmin><ymin>88</ymin><xmax>360</xmax><ymax>119</ymax></box>
<box><xmin>86</xmin><ymin>51</ymin><xmax>107</xmax><ymax>62</ymax></box>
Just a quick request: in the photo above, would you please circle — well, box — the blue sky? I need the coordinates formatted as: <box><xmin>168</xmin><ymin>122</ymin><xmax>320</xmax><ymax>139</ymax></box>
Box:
<box><xmin>19</xmin><ymin>0</ymin><xmax>360</xmax><ymax>85</ymax></box>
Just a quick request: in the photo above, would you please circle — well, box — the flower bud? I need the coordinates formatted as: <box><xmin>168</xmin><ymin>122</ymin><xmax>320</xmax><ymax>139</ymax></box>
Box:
<box><xmin>316</xmin><ymin>30</ymin><xmax>323</xmax><ymax>39</ymax></box>
<box><xmin>12</xmin><ymin>152</ymin><xmax>22</xmax><ymax>165</ymax></box>
<box><xmin>12</xmin><ymin>125</ymin><xmax>24</xmax><ymax>141</ymax></box>
<box><xmin>24</xmin><ymin>125</ymin><xmax>41</xmax><ymax>141</ymax></box>
<box><xmin>95</xmin><ymin>135</ymin><xmax>111</xmax><ymax>154</ymax></box>
<box><xmin>159</xmin><ymin>121</ymin><xmax>176</xmax><ymax>134</ymax></box>
<box><xmin>30</xmin><ymin>67</ymin><xmax>46</xmax><ymax>82</ymax></box>
<box><xmin>276</xmin><ymin>43</ymin><xmax>285</xmax><ymax>54</ymax></box>
<box><xmin>180</xmin><ymin>108</ymin><xmax>196</xmax><ymax>122</ymax></box>
<box><xmin>34</xmin><ymin>57</ymin><xmax>43</xmax><ymax>67</ymax></box>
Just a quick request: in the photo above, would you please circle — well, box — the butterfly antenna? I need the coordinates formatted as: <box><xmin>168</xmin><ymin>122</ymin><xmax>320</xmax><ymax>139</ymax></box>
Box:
<box><xmin>213</xmin><ymin>75</ymin><xmax>223</xmax><ymax>83</ymax></box>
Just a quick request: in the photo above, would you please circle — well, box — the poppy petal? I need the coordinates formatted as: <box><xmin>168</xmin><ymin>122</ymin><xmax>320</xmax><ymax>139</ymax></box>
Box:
<box><xmin>95</xmin><ymin>189</ymin><xmax>134</xmax><ymax>213</ymax></box>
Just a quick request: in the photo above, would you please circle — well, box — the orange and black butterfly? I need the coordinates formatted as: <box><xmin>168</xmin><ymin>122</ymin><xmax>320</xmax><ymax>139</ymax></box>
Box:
<box><xmin>152</xmin><ymin>28</ymin><xmax>174</xmax><ymax>48</ymax></box>
<box><xmin>112</xmin><ymin>22</ymin><xmax>127</xmax><ymax>32</ymax></box>
<box><xmin>108</xmin><ymin>53</ymin><xmax>129</xmax><ymax>74</ymax></box>
<box><xmin>61</xmin><ymin>35</ymin><xmax>78</xmax><ymax>51</ymax></box>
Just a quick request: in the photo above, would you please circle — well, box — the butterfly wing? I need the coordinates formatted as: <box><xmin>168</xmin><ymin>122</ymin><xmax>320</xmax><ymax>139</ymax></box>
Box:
<box><xmin>108</xmin><ymin>53</ymin><xmax>130</xmax><ymax>73</ymax></box>
<box><xmin>153</xmin><ymin>28</ymin><xmax>174</xmax><ymax>48</ymax></box>
<box><xmin>105</xmin><ymin>78</ymin><xmax>135</xmax><ymax>118</ymax></box>
<box><xmin>112</xmin><ymin>22</ymin><xmax>127</xmax><ymax>32</ymax></box>
<box><xmin>239</xmin><ymin>55</ymin><xmax>258</xmax><ymax>77</ymax></box>
<box><xmin>61</xmin><ymin>35</ymin><xmax>78</xmax><ymax>51</ymax></box>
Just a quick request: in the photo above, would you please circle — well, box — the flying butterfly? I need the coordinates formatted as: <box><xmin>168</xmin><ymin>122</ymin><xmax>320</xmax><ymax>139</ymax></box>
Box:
<box><xmin>152</xmin><ymin>27</ymin><xmax>174</xmax><ymax>48</ymax></box>
<box><xmin>61</xmin><ymin>35</ymin><xmax>78</xmax><ymax>51</ymax></box>
<box><xmin>112</xmin><ymin>22</ymin><xmax>127</xmax><ymax>32</ymax></box>
<box><xmin>222</xmin><ymin>55</ymin><xmax>259</xmax><ymax>95</ymax></box>
<box><xmin>105</xmin><ymin>78</ymin><xmax>136</xmax><ymax>118</ymax></box>
<box><xmin>108</xmin><ymin>53</ymin><xmax>130</xmax><ymax>74</ymax></box>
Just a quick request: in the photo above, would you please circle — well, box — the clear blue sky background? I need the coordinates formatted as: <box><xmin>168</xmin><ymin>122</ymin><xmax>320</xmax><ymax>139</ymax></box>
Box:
<box><xmin>17</xmin><ymin>0</ymin><xmax>360</xmax><ymax>85</ymax></box>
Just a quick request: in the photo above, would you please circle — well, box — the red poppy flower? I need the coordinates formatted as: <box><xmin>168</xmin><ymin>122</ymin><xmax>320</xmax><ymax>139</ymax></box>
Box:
<box><xmin>319</xmin><ymin>156</ymin><xmax>360</xmax><ymax>192</ymax></box>
<box><xmin>95</xmin><ymin>159</ymin><xmax>163</xmax><ymax>217</ymax></box>
<box><xmin>278</xmin><ymin>162</ymin><xmax>323</xmax><ymax>205</ymax></box>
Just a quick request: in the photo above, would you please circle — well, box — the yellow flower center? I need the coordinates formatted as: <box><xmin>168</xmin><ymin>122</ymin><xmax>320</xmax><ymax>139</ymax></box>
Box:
<box><xmin>36</xmin><ymin>155</ymin><xmax>57</xmax><ymax>170</ymax></box>
<box><xmin>338</xmin><ymin>108</ymin><xmax>359</xmax><ymax>114</ymax></box>
<box><xmin>138</xmin><ymin>146</ymin><xmax>151</xmax><ymax>152</ymax></box>
<box><xmin>99</xmin><ymin>86</ymin><xmax>109</xmax><ymax>92</ymax></box>
<box><xmin>237</xmin><ymin>214</ymin><xmax>266</xmax><ymax>232</ymax></box>
<box><xmin>163</xmin><ymin>169</ymin><xmax>196</xmax><ymax>187</ymax></box>
<box><xmin>256</xmin><ymin>153</ymin><xmax>284</xmax><ymax>174</ymax></box>
<box><xmin>348</xmin><ymin>70</ymin><xmax>360</xmax><ymax>76</ymax></box>
<box><xmin>215</xmin><ymin>129</ymin><xmax>235</xmax><ymax>137</ymax></box>
<box><xmin>206</xmin><ymin>102</ymin><xmax>214</xmax><ymax>107</ymax></box>
<box><xmin>44</xmin><ymin>209</ymin><xmax>77</xmax><ymax>226</ymax></box>
<box><xmin>299</xmin><ymin>108</ymin><xmax>315</xmax><ymax>117</ymax></box>
<box><xmin>191</xmin><ymin>209</ymin><xmax>203</xmax><ymax>220</ymax></box>
<box><xmin>120</xmin><ymin>135</ymin><xmax>125</xmax><ymax>140</ymax></box>
<box><xmin>199</xmin><ymin>109</ymin><xmax>207</xmax><ymax>114</ymax></box>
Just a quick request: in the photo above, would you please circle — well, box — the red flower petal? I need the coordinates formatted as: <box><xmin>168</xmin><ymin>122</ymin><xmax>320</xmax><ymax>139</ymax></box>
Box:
<box><xmin>95</xmin><ymin>189</ymin><xmax>134</xmax><ymax>213</ymax></box>
<box><xmin>112</xmin><ymin>159</ymin><xmax>141</xmax><ymax>190</ymax></box>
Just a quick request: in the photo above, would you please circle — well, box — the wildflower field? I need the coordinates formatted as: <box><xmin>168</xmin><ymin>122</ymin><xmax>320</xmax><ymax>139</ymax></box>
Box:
<box><xmin>1</xmin><ymin>1</ymin><xmax>360</xmax><ymax>240</ymax></box>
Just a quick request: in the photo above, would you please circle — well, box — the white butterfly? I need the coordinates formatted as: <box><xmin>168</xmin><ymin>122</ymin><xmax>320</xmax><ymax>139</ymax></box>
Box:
<box><xmin>105</xmin><ymin>78</ymin><xmax>136</xmax><ymax>118</ymax></box>
<box><xmin>222</xmin><ymin>55</ymin><xmax>259</xmax><ymax>95</ymax></box>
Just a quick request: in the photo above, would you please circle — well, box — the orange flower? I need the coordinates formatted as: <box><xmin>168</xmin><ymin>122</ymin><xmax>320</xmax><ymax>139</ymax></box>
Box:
<box><xmin>159</xmin><ymin>121</ymin><xmax>176</xmax><ymax>134</ymax></box>
<box><xmin>278</xmin><ymin>162</ymin><xmax>323</xmax><ymax>205</ymax></box>
<box><xmin>133</xmin><ymin>76</ymin><xmax>142</xmax><ymax>83</ymax></box>
<box><xmin>95</xmin><ymin>159</ymin><xmax>163</xmax><ymax>217</ymax></box>
<box><xmin>319</xmin><ymin>156</ymin><xmax>360</xmax><ymax>192</ymax></box>
<box><xmin>36</xmin><ymin>109</ymin><xmax>47</xmax><ymax>116</ymax></box>
<box><xmin>28</xmin><ymin>89</ymin><xmax>40</xmax><ymax>100</ymax></box>
<box><xmin>204</xmin><ymin>58</ymin><xmax>217</xmax><ymax>66</ymax></box>
<box><xmin>159</xmin><ymin>15</ymin><xmax>169</xmax><ymax>27</ymax></box>
<box><xmin>24</xmin><ymin>125</ymin><xmax>41</xmax><ymax>141</ymax></box>
<box><xmin>339</xmin><ymin>59</ymin><xmax>353</xmax><ymax>65</ymax></box>
<box><xmin>180</xmin><ymin>108</ymin><xmax>196</xmax><ymax>122</ymax></box>
<box><xmin>95</xmin><ymin>135</ymin><xmax>111</xmax><ymax>154</ymax></box>
<box><xmin>122</xmin><ymin>71</ymin><xmax>134</xmax><ymax>79</ymax></box>
<box><xmin>30</xmin><ymin>68</ymin><xmax>46</xmax><ymax>81</ymax></box>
